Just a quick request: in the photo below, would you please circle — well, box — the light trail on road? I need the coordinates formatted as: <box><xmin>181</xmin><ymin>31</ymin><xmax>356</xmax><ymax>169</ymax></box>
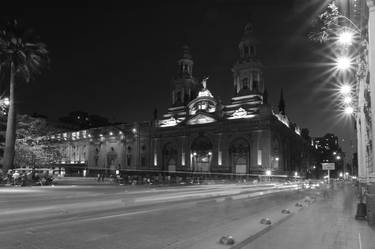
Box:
<box><xmin>0</xmin><ymin>183</ymin><xmax>304</xmax><ymax>249</ymax></box>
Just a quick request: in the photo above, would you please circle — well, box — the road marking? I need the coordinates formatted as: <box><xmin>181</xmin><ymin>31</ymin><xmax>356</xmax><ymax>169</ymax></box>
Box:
<box><xmin>358</xmin><ymin>232</ymin><xmax>362</xmax><ymax>249</ymax></box>
<box><xmin>79</xmin><ymin>208</ymin><xmax>162</xmax><ymax>222</ymax></box>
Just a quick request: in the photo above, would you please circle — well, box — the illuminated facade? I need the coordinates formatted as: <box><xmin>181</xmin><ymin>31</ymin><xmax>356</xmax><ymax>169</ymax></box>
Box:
<box><xmin>35</xmin><ymin>23</ymin><xmax>317</xmax><ymax>177</ymax></box>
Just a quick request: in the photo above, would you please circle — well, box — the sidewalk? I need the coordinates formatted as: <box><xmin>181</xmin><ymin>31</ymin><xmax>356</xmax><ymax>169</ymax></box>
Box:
<box><xmin>238</xmin><ymin>183</ymin><xmax>375</xmax><ymax>249</ymax></box>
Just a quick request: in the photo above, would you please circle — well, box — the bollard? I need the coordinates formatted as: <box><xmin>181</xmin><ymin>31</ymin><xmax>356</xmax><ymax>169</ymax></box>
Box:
<box><xmin>281</xmin><ymin>209</ymin><xmax>291</xmax><ymax>214</ymax></box>
<box><xmin>219</xmin><ymin>235</ymin><xmax>235</xmax><ymax>245</ymax></box>
<box><xmin>260</xmin><ymin>218</ymin><xmax>272</xmax><ymax>225</ymax></box>
<box><xmin>295</xmin><ymin>202</ymin><xmax>303</xmax><ymax>207</ymax></box>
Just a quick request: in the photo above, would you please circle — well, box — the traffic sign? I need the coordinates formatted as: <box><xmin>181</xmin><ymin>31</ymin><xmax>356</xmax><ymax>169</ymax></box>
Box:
<box><xmin>322</xmin><ymin>163</ymin><xmax>335</xmax><ymax>170</ymax></box>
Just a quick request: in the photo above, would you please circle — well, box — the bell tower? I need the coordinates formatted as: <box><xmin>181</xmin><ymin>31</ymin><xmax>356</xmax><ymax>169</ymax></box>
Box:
<box><xmin>231</xmin><ymin>22</ymin><xmax>264</xmax><ymax>97</ymax></box>
<box><xmin>171</xmin><ymin>45</ymin><xmax>200</xmax><ymax>107</ymax></box>
<box><xmin>224</xmin><ymin>22</ymin><xmax>265</xmax><ymax>119</ymax></box>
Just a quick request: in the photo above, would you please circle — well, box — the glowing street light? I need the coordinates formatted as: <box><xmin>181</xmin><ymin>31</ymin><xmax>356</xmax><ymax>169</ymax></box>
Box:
<box><xmin>265</xmin><ymin>170</ymin><xmax>271</xmax><ymax>176</ymax></box>
<box><xmin>3</xmin><ymin>97</ymin><xmax>9</xmax><ymax>106</ymax></box>
<box><xmin>339</xmin><ymin>84</ymin><xmax>351</xmax><ymax>95</ymax></box>
<box><xmin>344</xmin><ymin>106</ymin><xmax>354</xmax><ymax>115</ymax></box>
<box><xmin>335</xmin><ymin>56</ymin><xmax>351</xmax><ymax>70</ymax></box>
<box><xmin>336</xmin><ymin>155</ymin><xmax>341</xmax><ymax>160</ymax></box>
<box><xmin>337</xmin><ymin>31</ymin><xmax>354</xmax><ymax>46</ymax></box>
<box><xmin>343</xmin><ymin>96</ymin><xmax>352</xmax><ymax>104</ymax></box>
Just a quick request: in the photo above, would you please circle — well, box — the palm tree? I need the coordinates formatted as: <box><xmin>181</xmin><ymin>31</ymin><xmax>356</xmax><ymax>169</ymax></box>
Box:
<box><xmin>0</xmin><ymin>20</ymin><xmax>49</xmax><ymax>173</ymax></box>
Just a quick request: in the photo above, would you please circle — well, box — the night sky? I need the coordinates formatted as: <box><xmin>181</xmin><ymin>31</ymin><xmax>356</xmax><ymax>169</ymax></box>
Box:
<box><xmin>2</xmin><ymin>1</ymin><xmax>356</xmax><ymax>159</ymax></box>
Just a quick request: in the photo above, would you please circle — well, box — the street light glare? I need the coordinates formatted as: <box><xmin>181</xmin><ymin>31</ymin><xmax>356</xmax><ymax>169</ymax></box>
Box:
<box><xmin>343</xmin><ymin>96</ymin><xmax>352</xmax><ymax>104</ymax></box>
<box><xmin>336</xmin><ymin>56</ymin><xmax>351</xmax><ymax>70</ymax></box>
<box><xmin>337</xmin><ymin>31</ymin><xmax>353</xmax><ymax>45</ymax></box>
<box><xmin>4</xmin><ymin>98</ymin><xmax>9</xmax><ymax>106</ymax></box>
<box><xmin>344</xmin><ymin>106</ymin><xmax>354</xmax><ymax>115</ymax></box>
<box><xmin>340</xmin><ymin>84</ymin><xmax>351</xmax><ymax>95</ymax></box>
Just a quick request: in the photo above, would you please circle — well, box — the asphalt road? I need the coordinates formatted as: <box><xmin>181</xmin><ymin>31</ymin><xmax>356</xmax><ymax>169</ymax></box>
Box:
<box><xmin>0</xmin><ymin>183</ymin><xmax>306</xmax><ymax>249</ymax></box>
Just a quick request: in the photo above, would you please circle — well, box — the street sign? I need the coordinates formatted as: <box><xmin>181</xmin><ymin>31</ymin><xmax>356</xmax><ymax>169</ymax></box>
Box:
<box><xmin>322</xmin><ymin>163</ymin><xmax>335</xmax><ymax>170</ymax></box>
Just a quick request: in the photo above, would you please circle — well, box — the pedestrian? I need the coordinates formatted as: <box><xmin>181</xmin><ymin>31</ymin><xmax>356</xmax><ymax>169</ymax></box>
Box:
<box><xmin>97</xmin><ymin>173</ymin><xmax>101</xmax><ymax>182</ymax></box>
<box><xmin>101</xmin><ymin>172</ymin><xmax>105</xmax><ymax>182</ymax></box>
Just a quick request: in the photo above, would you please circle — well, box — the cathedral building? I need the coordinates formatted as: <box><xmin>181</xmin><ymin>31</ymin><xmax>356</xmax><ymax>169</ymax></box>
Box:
<box><xmin>31</xmin><ymin>23</ymin><xmax>318</xmax><ymax>178</ymax></box>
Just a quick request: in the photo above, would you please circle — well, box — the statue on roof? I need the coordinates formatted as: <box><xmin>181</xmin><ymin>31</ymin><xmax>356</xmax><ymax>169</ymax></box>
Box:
<box><xmin>202</xmin><ymin>76</ymin><xmax>209</xmax><ymax>89</ymax></box>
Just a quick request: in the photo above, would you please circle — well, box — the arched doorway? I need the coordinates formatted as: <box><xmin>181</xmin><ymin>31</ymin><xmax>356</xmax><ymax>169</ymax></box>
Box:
<box><xmin>162</xmin><ymin>143</ymin><xmax>178</xmax><ymax>172</ymax></box>
<box><xmin>229</xmin><ymin>138</ymin><xmax>250</xmax><ymax>174</ymax></box>
<box><xmin>191</xmin><ymin>136</ymin><xmax>213</xmax><ymax>172</ymax></box>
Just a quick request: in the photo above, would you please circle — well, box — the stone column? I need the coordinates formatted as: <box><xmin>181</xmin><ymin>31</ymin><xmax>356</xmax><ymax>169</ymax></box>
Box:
<box><xmin>368</xmin><ymin>0</ymin><xmax>375</xmax><ymax>182</ymax></box>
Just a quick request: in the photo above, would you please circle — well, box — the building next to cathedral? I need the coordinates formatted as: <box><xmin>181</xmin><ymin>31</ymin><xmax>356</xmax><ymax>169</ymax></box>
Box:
<box><xmin>22</xmin><ymin>23</ymin><xmax>318</xmax><ymax>179</ymax></box>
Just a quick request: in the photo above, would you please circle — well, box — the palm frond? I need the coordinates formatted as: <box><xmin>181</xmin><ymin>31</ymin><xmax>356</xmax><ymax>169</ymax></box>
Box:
<box><xmin>0</xmin><ymin>18</ymin><xmax>49</xmax><ymax>83</ymax></box>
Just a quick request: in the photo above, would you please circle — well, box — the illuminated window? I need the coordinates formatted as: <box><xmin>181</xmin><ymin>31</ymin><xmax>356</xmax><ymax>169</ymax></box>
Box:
<box><xmin>257</xmin><ymin>150</ymin><xmax>262</xmax><ymax>166</ymax></box>
<box><xmin>181</xmin><ymin>152</ymin><xmax>185</xmax><ymax>166</ymax></box>
<box><xmin>154</xmin><ymin>153</ymin><xmax>157</xmax><ymax>166</ymax></box>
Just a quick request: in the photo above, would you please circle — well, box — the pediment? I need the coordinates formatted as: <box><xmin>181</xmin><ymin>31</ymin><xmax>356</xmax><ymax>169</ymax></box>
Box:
<box><xmin>186</xmin><ymin>113</ymin><xmax>217</xmax><ymax>125</ymax></box>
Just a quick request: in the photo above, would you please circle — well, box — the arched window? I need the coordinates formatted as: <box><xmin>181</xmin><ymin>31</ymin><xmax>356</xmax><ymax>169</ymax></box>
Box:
<box><xmin>229</xmin><ymin>138</ymin><xmax>250</xmax><ymax>174</ymax></box>
<box><xmin>163</xmin><ymin>143</ymin><xmax>178</xmax><ymax>172</ymax></box>
<box><xmin>250</xmin><ymin>45</ymin><xmax>255</xmax><ymax>56</ymax></box>
<box><xmin>191</xmin><ymin>136</ymin><xmax>213</xmax><ymax>172</ymax></box>
<box><xmin>242</xmin><ymin>78</ymin><xmax>249</xmax><ymax>89</ymax></box>
<box><xmin>244</xmin><ymin>46</ymin><xmax>249</xmax><ymax>56</ymax></box>
<box><xmin>252</xmin><ymin>72</ymin><xmax>259</xmax><ymax>91</ymax></box>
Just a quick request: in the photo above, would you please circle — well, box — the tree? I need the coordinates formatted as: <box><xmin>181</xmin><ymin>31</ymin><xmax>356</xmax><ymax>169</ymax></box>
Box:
<box><xmin>0</xmin><ymin>20</ymin><xmax>49</xmax><ymax>172</ymax></box>
<box><xmin>14</xmin><ymin>115</ymin><xmax>64</xmax><ymax>168</ymax></box>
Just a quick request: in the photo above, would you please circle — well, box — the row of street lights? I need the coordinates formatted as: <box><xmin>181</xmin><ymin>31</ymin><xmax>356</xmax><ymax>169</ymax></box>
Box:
<box><xmin>334</xmin><ymin>25</ymin><xmax>363</xmax><ymax>116</ymax></box>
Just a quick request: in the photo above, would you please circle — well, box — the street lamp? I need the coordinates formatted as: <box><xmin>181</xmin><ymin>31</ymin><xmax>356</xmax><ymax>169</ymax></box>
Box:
<box><xmin>343</xmin><ymin>96</ymin><xmax>352</xmax><ymax>104</ymax></box>
<box><xmin>335</xmin><ymin>56</ymin><xmax>352</xmax><ymax>70</ymax></box>
<box><xmin>339</xmin><ymin>84</ymin><xmax>351</xmax><ymax>95</ymax></box>
<box><xmin>337</xmin><ymin>31</ymin><xmax>354</xmax><ymax>46</ymax></box>
<box><xmin>344</xmin><ymin>106</ymin><xmax>354</xmax><ymax>115</ymax></box>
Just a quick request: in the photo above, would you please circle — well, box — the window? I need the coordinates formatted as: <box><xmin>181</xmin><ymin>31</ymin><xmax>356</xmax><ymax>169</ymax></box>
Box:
<box><xmin>154</xmin><ymin>153</ymin><xmax>158</xmax><ymax>166</ymax></box>
<box><xmin>242</xmin><ymin>78</ymin><xmax>249</xmax><ymax>89</ymax></box>
<box><xmin>176</xmin><ymin>91</ymin><xmax>182</xmax><ymax>103</ymax></box>
<box><xmin>252</xmin><ymin>72</ymin><xmax>259</xmax><ymax>91</ymax></box>
<box><xmin>244</xmin><ymin>46</ymin><xmax>249</xmax><ymax>56</ymax></box>
<box><xmin>141</xmin><ymin>156</ymin><xmax>146</xmax><ymax>167</ymax></box>
<box><xmin>257</xmin><ymin>150</ymin><xmax>262</xmax><ymax>166</ymax></box>
<box><xmin>181</xmin><ymin>152</ymin><xmax>185</xmax><ymax>166</ymax></box>
<box><xmin>127</xmin><ymin>155</ymin><xmax>132</xmax><ymax>166</ymax></box>
<box><xmin>250</xmin><ymin>46</ymin><xmax>255</xmax><ymax>56</ymax></box>
<box><xmin>141</xmin><ymin>145</ymin><xmax>146</xmax><ymax>151</ymax></box>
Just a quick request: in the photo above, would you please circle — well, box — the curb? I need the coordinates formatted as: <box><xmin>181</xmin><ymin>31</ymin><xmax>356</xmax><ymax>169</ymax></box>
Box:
<box><xmin>229</xmin><ymin>198</ymin><xmax>311</xmax><ymax>249</ymax></box>
<box><xmin>229</xmin><ymin>213</ymin><xmax>295</xmax><ymax>249</ymax></box>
